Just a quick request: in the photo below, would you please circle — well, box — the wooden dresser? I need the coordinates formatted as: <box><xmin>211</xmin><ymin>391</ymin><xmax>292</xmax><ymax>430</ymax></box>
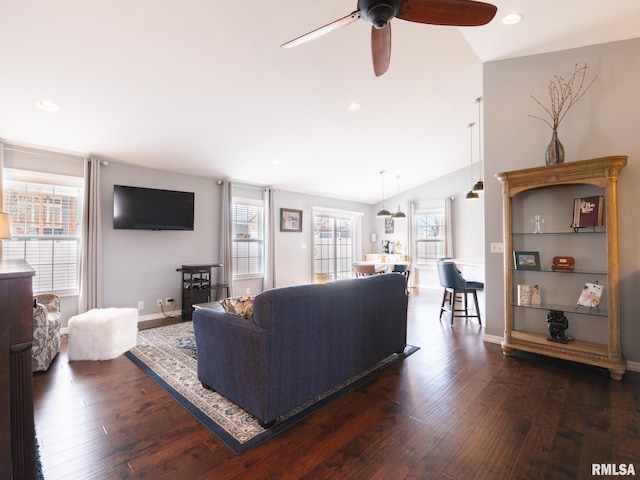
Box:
<box><xmin>1</xmin><ymin>260</ymin><xmax>36</xmax><ymax>479</ymax></box>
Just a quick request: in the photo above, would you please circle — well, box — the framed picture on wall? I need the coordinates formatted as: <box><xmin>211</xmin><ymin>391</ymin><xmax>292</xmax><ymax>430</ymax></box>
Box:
<box><xmin>385</xmin><ymin>218</ymin><xmax>394</xmax><ymax>234</ymax></box>
<box><xmin>280</xmin><ymin>208</ymin><xmax>302</xmax><ymax>232</ymax></box>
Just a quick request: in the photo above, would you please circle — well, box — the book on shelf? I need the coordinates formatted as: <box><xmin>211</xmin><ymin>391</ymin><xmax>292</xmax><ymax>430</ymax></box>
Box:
<box><xmin>571</xmin><ymin>195</ymin><xmax>604</xmax><ymax>229</ymax></box>
<box><xmin>517</xmin><ymin>284</ymin><xmax>541</xmax><ymax>306</ymax></box>
<box><xmin>577</xmin><ymin>282</ymin><xmax>604</xmax><ymax>308</ymax></box>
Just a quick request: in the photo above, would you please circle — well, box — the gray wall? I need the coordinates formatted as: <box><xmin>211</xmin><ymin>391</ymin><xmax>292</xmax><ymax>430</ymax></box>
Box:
<box><xmin>271</xmin><ymin>189</ymin><xmax>373</xmax><ymax>288</ymax></box>
<box><xmin>483</xmin><ymin>38</ymin><xmax>640</xmax><ymax>363</ymax></box>
<box><xmin>99</xmin><ymin>163</ymin><xmax>374</xmax><ymax>316</ymax></box>
<box><xmin>100</xmin><ymin>162</ymin><xmax>220</xmax><ymax>317</ymax></box>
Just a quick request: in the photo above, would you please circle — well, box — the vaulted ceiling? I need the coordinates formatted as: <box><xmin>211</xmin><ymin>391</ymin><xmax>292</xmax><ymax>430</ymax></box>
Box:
<box><xmin>1</xmin><ymin>1</ymin><xmax>639</xmax><ymax>203</ymax></box>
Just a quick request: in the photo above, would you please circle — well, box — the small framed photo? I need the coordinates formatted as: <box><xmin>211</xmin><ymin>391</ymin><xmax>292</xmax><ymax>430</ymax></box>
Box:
<box><xmin>514</xmin><ymin>251</ymin><xmax>541</xmax><ymax>270</ymax></box>
<box><xmin>385</xmin><ymin>217</ymin><xmax>394</xmax><ymax>234</ymax></box>
<box><xmin>280</xmin><ymin>208</ymin><xmax>302</xmax><ymax>232</ymax></box>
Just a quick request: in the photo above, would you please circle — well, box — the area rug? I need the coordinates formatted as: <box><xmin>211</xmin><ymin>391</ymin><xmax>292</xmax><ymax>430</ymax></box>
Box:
<box><xmin>125</xmin><ymin>321</ymin><xmax>419</xmax><ymax>454</ymax></box>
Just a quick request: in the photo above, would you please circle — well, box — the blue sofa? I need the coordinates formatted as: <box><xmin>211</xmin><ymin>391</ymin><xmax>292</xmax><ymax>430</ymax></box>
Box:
<box><xmin>192</xmin><ymin>273</ymin><xmax>408</xmax><ymax>426</ymax></box>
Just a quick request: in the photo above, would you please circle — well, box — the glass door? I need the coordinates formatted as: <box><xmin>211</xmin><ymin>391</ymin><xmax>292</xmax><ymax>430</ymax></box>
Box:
<box><xmin>313</xmin><ymin>214</ymin><xmax>353</xmax><ymax>283</ymax></box>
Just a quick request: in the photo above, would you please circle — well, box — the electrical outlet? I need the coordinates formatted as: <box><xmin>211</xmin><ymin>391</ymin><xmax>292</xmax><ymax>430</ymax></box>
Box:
<box><xmin>156</xmin><ymin>299</ymin><xmax>163</xmax><ymax>307</ymax></box>
<box><xmin>246</xmin><ymin>288</ymin><xmax>251</xmax><ymax>295</ymax></box>
<box><xmin>138</xmin><ymin>301</ymin><xmax>144</xmax><ymax>310</ymax></box>
<box><xmin>165</xmin><ymin>297</ymin><xmax>174</xmax><ymax>305</ymax></box>
<box><xmin>490</xmin><ymin>242</ymin><xmax>504</xmax><ymax>253</ymax></box>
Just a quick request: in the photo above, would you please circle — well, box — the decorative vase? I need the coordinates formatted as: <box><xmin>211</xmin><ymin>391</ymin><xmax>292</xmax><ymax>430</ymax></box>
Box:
<box><xmin>545</xmin><ymin>130</ymin><xmax>565</xmax><ymax>165</ymax></box>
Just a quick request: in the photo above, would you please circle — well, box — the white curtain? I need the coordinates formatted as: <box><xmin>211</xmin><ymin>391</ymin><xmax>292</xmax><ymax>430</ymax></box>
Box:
<box><xmin>408</xmin><ymin>201</ymin><xmax>416</xmax><ymax>288</ymax></box>
<box><xmin>219</xmin><ymin>180</ymin><xmax>233</xmax><ymax>297</ymax></box>
<box><xmin>78</xmin><ymin>157</ymin><xmax>102</xmax><ymax>311</ymax></box>
<box><xmin>263</xmin><ymin>187</ymin><xmax>276</xmax><ymax>290</ymax></box>
<box><xmin>444</xmin><ymin>196</ymin><xmax>453</xmax><ymax>257</ymax></box>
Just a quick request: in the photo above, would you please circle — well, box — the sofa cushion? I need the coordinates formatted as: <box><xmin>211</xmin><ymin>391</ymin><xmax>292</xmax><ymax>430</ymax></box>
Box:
<box><xmin>220</xmin><ymin>295</ymin><xmax>255</xmax><ymax>319</ymax></box>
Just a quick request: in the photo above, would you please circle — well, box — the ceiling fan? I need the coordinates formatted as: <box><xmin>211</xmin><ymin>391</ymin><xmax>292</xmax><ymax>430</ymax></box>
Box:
<box><xmin>281</xmin><ymin>0</ymin><xmax>498</xmax><ymax>76</ymax></box>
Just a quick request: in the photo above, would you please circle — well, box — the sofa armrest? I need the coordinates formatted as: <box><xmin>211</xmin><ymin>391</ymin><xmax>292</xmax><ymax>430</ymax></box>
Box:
<box><xmin>192</xmin><ymin>308</ymin><xmax>270</xmax><ymax>419</ymax></box>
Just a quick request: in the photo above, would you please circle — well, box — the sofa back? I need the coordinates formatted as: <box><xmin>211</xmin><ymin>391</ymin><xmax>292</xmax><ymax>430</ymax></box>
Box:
<box><xmin>249</xmin><ymin>273</ymin><xmax>408</xmax><ymax>417</ymax></box>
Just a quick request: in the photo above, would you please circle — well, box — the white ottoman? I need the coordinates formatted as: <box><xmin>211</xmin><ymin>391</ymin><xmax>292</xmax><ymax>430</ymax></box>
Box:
<box><xmin>68</xmin><ymin>308</ymin><xmax>138</xmax><ymax>361</ymax></box>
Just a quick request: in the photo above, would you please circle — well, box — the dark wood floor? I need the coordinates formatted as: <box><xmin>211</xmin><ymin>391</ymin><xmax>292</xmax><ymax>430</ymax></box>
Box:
<box><xmin>33</xmin><ymin>289</ymin><xmax>640</xmax><ymax>480</ymax></box>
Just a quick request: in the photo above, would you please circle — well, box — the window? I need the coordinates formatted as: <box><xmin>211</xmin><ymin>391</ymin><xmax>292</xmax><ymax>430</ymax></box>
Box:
<box><xmin>232</xmin><ymin>200</ymin><xmax>264</xmax><ymax>277</ymax></box>
<box><xmin>415</xmin><ymin>207</ymin><xmax>447</xmax><ymax>266</ymax></box>
<box><xmin>312</xmin><ymin>208</ymin><xmax>360</xmax><ymax>283</ymax></box>
<box><xmin>2</xmin><ymin>173</ymin><xmax>83</xmax><ymax>294</ymax></box>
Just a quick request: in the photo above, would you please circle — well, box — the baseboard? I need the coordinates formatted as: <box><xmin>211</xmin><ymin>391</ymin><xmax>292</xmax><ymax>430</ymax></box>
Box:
<box><xmin>483</xmin><ymin>334</ymin><xmax>503</xmax><ymax>345</ymax></box>
<box><xmin>60</xmin><ymin>309</ymin><xmax>181</xmax><ymax>336</ymax></box>
<box><xmin>483</xmin><ymin>334</ymin><xmax>640</xmax><ymax>373</ymax></box>
<box><xmin>626</xmin><ymin>360</ymin><xmax>640</xmax><ymax>373</ymax></box>
<box><xmin>138</xmin><ymin>310</ymin><xmax>181</xmax><ymax>322</ymax></box>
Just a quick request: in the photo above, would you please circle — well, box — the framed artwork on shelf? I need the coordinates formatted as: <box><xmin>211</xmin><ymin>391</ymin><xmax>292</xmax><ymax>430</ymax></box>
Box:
<box><xmin>280</xmin><ymin>208</ymin><xmax>302</xmax><ymax>232</ymax></box>
<box><xmin>577</xmin><ymin>282</ymin><xmax>604</xmax><ymax>308</ymax></box>
<box><xmin>514</xmin><ymin>251</ymin><xmax>541</xmax><ymax>271</ymax></box>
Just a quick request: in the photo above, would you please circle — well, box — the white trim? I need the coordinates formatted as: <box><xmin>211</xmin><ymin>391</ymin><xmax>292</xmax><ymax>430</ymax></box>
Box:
<box><xmin>3</xmin><ymin>167</ymin><xmax>83</xmax><ymax>187</ymax></box>
<box><xmin>312</xmin><ymin>205</ymin><xmax>364</xmax><ymax>217</ymax></box>
<box><xmin>483</xmin><ymin>334</ymin><xmax>503</xmax><ymax>345</ymax></box>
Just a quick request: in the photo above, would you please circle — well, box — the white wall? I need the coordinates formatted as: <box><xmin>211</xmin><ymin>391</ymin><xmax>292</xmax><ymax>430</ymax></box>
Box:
<box><xmin>483</xmin><ymin>38</ymin><xmax>640</xmax><ymax>362</ymax></box>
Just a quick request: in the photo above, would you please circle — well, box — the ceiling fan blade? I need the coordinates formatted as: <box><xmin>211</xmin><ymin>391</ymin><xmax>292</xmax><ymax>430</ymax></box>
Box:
<box><xmin>397</xmin><ymin>0</ymin><xmax>497</xmax><ymax>27</ymax></box>
<box><xmin>371</xmin><ymin>24</ymin><xmax>391</xmax><ymax>77</ymax></box>
<box><xmin>281</xmin><ymin>11</ymin><xmax>361</xmax><ymax>49</ymax></box>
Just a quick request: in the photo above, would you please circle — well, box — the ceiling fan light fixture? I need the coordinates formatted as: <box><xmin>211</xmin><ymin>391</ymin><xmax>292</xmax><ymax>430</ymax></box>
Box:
<box><xmin>502</xmin><ymin>12</ymin><xmax>523</xmax><ymax>25</ymax></box>
<box><xmin>360</xmin><ymin>0</ymin><xmax>402</xmax><ymax>29</ymax></box>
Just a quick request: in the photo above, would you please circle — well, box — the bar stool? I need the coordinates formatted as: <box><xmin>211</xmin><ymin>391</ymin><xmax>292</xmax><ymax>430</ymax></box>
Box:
<box><xmin>437</xmin><ymin>259</ymin><xmax>483</xmax><ymax>326</ymax></box>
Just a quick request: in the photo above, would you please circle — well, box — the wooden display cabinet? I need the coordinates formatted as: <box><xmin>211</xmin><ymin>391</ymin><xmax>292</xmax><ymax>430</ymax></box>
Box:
<box><xmin>496</xmin><ymin>156</ymin><xmax>627</xmax><ymax>380</ymax></box>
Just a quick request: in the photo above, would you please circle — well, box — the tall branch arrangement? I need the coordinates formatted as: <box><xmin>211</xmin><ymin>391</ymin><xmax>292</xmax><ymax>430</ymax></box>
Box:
<box><xmin>529</xmin><ymin>63</ymin><xmax>597</xmax><ymax>131</ymax></box>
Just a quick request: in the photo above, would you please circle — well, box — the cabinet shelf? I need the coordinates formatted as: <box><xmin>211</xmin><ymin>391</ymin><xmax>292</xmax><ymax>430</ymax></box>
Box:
<box><xmin>512</xmin><ymin>231</ymin><xmax>605</xmax><ymax>236</ymax></box>
<box><xmin>512</xmin><ymin>302</ymin><xmax>607</xmax><ymax>317</ymax></box>
<box><xmin>497</xmin><ymin>156</ymin><xmax>627</xmax><ymax>380</ymax></box>
<box><xmin>513</xmin><ymin>268</ymin><xmax>607</xmax><ymax>276</ymax></box>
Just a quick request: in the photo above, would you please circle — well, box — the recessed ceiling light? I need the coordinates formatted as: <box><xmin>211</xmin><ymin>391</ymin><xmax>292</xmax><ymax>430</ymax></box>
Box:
<box><xmin>35</xmin><ymin>99</ymin><xmax>60</xmax><ymax>112</ymax></box>
<box><xmin>502</xmin><ymin>12</ymin><xmax>523</xmax><ymax>25</ymax></box>
<box><xmin>347</xmin><ymin>101</ymin><xmax>361</xmax><ymax>112</ymax></box>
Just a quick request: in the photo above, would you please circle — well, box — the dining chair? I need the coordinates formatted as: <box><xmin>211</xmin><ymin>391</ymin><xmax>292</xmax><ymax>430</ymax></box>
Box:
<box><xmin>391</xmin><ymin>264</ymin><xmax>410</xmax><ymax>294</ymax></box>
<box><xmin>436</xmin><ymin>259</ymin><xmax>483</xmax><ymax>326</ymax></box>
<box><xmin>353</xmin><ymin>264</ymin><xmax>382</xmax><ymax>277</ymax></box>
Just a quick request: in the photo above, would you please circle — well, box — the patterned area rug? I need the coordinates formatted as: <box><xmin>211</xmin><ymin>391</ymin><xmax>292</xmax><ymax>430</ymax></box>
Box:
<box><xmin>125</xmin><ymin>321</ymin><xmax>418</xmax><ymax>454</ymax></box>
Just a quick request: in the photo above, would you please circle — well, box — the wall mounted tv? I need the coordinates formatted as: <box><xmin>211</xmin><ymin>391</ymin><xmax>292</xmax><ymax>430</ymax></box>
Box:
<box><xmin>113</xmin><ymin>185</ymin><xmax>194</xmax><ymax>231</ymax></box>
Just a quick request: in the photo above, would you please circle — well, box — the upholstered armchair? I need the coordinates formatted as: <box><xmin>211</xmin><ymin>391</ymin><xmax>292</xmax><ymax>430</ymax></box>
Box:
<box><xmin>32</xmin><ymin>294</ymin><xmax>61</xmax><ymax>372</ymax></box>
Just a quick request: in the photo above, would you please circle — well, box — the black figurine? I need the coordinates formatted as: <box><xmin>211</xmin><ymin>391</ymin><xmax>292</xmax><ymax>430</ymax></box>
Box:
<box><xmin>547</xmin><ymin>310</ymin><xmax>569</xmax><ymax>344</ymax></box>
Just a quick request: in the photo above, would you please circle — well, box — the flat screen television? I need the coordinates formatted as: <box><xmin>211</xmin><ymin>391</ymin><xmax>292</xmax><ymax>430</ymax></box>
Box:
<box><xmin>113</xmin><ymin>185</ymin><xmax>194</xmax><ymax>231</ymax></box>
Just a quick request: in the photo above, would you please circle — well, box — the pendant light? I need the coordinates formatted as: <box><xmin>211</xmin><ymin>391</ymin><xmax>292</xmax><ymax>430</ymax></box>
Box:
<box><xmin>465</xmin><ymin>122</ymin><xmax>479</xmax><ymax>201</ymax></box>
<box><xmin>376</xmin><ymin>170</ymin><xmax>392</xmax><ymax>218</ymax></box>
<box><xmin>392</xmin><ymin>175</ymin><xmax>406</xmax><ymax>219</ymax></box>
<box><xmin>472</xmin><ymin>96</ymin><xmax>484</xmax><ymax>193</ymax></box>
